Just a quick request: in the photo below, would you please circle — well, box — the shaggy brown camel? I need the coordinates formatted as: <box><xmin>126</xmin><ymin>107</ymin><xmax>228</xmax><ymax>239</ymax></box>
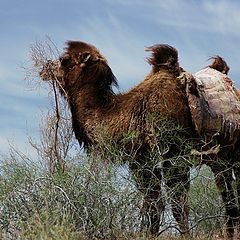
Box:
<box><xmin>186</xmin><ymin>56</ymin><xmax>240</xmax><ymax>239</ymax></box>
<box><xmin>40</xmin><ymin>41</ymin><xmax>195</xmax><ymax>235</ymax></box>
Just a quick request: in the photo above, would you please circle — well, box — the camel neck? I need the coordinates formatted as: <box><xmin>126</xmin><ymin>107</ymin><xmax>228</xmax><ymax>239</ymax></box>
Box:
<box><xmin>68</xmin><ymin>84</ymin><xmax>115</xmax><ymax>111</ymax></box>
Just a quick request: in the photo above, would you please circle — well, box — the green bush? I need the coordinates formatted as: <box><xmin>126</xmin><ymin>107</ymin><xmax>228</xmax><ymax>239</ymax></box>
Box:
<box><xmin>0</xmin><ymin>155</ymin><xmax>143</xmax><ymax>239</ymax></box>
<box><xmin>0</xmin><ymin>154</ymin><xmax>226</xmax><ymax>239</ymax></box>
<box><xmin>189</xmin><ymin>165</ymin><xmax>224</xmax><ymax>234</ymax></box>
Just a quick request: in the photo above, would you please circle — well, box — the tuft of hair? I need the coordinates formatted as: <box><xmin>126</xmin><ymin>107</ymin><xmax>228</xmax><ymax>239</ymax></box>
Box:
<box><xmin>146</xmin><ymin>44</ymin><xmax>180</xmax><ymax>74</ymax></box>
<box><xmin>65</xmin><ymin>41</ymin><xmax>97</xmax><ymax>55</ymax></box>
<box><xmin>65</xmin><ymin>40</ymin><xmax>118</xmax><ymax>89</ymax></box>
<box><xmin>208</xmin><ymin>55</ymin><xmax>230</xmax><ymax>74</ymax></box>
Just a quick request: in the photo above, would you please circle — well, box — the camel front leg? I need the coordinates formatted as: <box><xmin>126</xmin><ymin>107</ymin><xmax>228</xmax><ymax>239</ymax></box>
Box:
<box><xmin>130</xmin><ymin>160</ymin><xmax>164</xmax><ymax>235</ymax></box>
<box><xmin>162</xmin><ymin>160</ymin><xmax>190</xmax><ymax>235</ymax></box>
<box><xmin>141</xmin><ymin>180</ymin><xmax>164</xmax><ymax>235</ymax></box>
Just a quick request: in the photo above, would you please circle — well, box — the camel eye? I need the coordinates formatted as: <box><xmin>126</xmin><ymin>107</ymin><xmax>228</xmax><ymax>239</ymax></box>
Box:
<box><xmin>60</xmin><ymin>56</ymin><xmax>75</xmax><ymax>69</ymax></box>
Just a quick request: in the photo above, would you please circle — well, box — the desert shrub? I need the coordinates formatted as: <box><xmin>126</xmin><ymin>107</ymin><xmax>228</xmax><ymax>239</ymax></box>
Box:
<box><xmin>0</xmin><ymin>141</ymin><xmax>227</xmax><ymax>240</ymax></box>
<box><xmin>0</xmin><ymin>151</ymin><xmax>145</xmax><ymax>240</ymax></box>
<box><xmin>189</xmin><ymin>165</ymin><xmax>224</xmax><ymax>237</ymax></box>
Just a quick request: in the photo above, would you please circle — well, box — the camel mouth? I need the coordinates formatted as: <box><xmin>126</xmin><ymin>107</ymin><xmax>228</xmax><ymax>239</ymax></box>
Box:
<box><xmin>39</xmin><ymin>60</ymin><xmax>62</xmax><ymax>81</ymax></box>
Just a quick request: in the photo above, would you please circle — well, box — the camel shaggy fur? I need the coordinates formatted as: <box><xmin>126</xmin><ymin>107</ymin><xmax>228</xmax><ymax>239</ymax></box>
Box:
<box><xmin>40</xmin><ymin>41</ymin><xmax>195</xmax><ymax>235</ymax></box>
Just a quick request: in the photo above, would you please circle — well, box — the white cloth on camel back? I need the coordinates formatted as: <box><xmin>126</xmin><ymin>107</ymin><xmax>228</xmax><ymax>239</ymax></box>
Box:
<box><xmin>187</xmin><ymin>67</ymin><xmax>240</xmax><ymax>143</ymax></box>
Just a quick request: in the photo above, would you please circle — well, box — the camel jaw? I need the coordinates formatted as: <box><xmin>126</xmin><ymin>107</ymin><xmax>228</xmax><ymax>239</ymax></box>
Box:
<box><xmin>39</xmin><ymin>60</ymin><xmax>62</xmax><ymax>81</ymax></box>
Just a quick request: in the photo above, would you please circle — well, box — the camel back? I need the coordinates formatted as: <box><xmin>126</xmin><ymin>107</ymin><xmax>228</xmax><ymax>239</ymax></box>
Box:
<box><xmin>188</xmin><ymin>67</ymin><xmax>240</xmax><ymax>142</ymax></box>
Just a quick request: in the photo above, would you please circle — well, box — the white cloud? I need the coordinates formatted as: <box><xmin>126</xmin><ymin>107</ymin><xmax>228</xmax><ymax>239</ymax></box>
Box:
<box><xmin>203</xmin><ymin>0</ymin><xmax>240</xmax><ymax>36</ymax></box>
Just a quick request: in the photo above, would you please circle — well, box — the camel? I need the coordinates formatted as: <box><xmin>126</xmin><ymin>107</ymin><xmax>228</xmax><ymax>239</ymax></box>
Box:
<box><xmin>40</xmin><ymin>41</ymin><xmax>195</xmax><ymax>236</ymax></box>
<box><xmin>185</xmin><ymin>55</ymin><xmax>240</xmax><ymax>239</ymax></box>
<box><xmin>39</xmin><ymin>41</ymin><xmax>240</xmax><ymax>238</ymax></box>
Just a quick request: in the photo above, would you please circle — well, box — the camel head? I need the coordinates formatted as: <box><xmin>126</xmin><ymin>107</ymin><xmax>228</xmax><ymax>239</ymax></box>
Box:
<box><xmin>40</xmin><ymin>41</ymin><xmax>118</xmax><ymax>96</ymax></box>
<box><xmin>208</xmin><ymin>55</ymin><xmax>229</xmax><ymax>74</ymax></box>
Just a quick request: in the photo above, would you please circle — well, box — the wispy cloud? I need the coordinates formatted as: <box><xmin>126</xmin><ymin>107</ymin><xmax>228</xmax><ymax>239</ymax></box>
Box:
<box><xmin>73</xmin><ymin>15</ymin><xmax>150</xmax><ymax>89</ymax></box>
<box><xmin>203</xmin><ymin>0</ymin><xmax>240</xmax><ymax>35</ymax></box>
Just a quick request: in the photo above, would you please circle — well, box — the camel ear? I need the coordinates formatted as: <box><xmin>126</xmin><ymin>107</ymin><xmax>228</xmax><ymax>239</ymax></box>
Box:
<box><xmin>79</xmin><ymin>52</ymin><xmax>91</xmax><ymax>63</ymax></box>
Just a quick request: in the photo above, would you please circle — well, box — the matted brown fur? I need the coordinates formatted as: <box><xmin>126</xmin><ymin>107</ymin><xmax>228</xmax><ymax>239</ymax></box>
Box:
<box><xmin>40</xmin><ymin>41</ymin><xmax>194</xmax><ymax>236</ymax></box>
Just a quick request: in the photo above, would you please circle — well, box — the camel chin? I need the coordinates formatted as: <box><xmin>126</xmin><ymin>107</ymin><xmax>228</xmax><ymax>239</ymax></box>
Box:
<box><xmin>40</xmin><ymin>59</ymin><xmax>62</xmax><ymax>81</ymax></box>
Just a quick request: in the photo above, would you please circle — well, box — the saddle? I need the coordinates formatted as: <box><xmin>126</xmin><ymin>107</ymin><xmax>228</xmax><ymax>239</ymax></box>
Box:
<box><xmin>180</xmin><ymin>68</ymin><xmax>240</xmax><ymax>145</ymax></box>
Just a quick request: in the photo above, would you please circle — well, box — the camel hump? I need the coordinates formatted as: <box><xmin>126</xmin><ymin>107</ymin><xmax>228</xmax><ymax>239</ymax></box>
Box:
<box><xmin>146</xmin><ymin>44</ymin><xmax>179</xmax><ymax>70</ymax></box>
<box><xmin>208</xmin><ymin>55</ymin><xmax>230</xmax><ymax>74</ymax></box>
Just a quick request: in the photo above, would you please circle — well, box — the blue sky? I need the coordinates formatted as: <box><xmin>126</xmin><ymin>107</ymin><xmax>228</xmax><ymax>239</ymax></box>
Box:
<box><xmin>1</xmin><ymin>0</ymin><xmax>240</xmax><ymax>156</ymax></box>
